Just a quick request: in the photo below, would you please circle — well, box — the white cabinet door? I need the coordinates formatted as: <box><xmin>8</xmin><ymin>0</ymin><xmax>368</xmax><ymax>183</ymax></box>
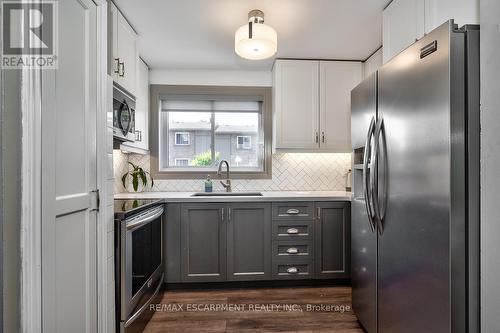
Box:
<box><xmin>116</xmin><ymin>12</ymin><xmax>137</xmax><ymax>96</ymax></box>
<box><xmin>319</xmin><ymin>61</ymin><xmax>362</xmax><ymax>152</ymax></box>
<box><xmin>41</xmin><ymin>0</ymin><xmax>98</xmax><ymax>331</ymax></box>
<box><xmin>122</xmin><ymin>59</ymin><xmax>149</xmax><ymax>153</ymax></box>
<box><xmin>363</xmin><ymin>48</ymin><xmax>383</xmax><ymax>79</ymax></box>
<box><xmin>424</xmin><ymin>0</ymin><xmax>479</xmax><ymax>33</ymax></box>
<box><xmin>274</xmin><ymin>60</ymin><xmax>320</xmax><ymax>149</ymax></box>
<box><xmin>383</xmin><ymin>0</ymin><xmax>425</xmax><ymax>63</ymax></box>
<box><xmin>109</xmin><ymin>2</ymin><xmax>119</xmax><ymax>81</ymax></box>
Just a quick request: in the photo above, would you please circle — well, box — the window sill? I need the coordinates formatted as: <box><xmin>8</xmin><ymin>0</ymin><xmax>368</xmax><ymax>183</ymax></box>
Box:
<box><xmin>151</xmin><ymin>170</ymin><xmax>272</xmax><ymax>180</ymax></box>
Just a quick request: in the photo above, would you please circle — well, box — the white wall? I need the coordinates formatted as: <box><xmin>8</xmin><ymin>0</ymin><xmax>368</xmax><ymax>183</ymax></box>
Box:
<box><xmin>150</xmin><ymin>69</ymin><xmax>272</xmax><ymax>87</ymax></box>
<box><xmin>363</xmin><ymin>48</ymin><xmax>383</xmax><ymax>78</ymax></box>
<box><xmin>480</xmin><ymin>0</ymin><xmax>500</xmax><ymax>331</ymax></box>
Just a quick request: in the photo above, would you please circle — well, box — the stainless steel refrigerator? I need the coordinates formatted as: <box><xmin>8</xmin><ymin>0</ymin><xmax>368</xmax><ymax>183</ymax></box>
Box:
<box><xmin>350</xmin><ymin>21</ymin><xmax>479</xmax><ymax>333</ymax></box>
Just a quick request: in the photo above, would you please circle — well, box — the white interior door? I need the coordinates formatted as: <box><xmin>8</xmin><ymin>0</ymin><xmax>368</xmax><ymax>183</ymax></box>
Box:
<box><xmin>41</xmin><ymin>0</ymin><xmax>98</xmax><ymax>332</ymax></box>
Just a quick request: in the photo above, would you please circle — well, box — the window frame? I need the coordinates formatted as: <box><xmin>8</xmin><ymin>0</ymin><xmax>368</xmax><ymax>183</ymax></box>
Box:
<box><xmin>150</xmin><ymin>85</ymin><xmax>272</xmax><ymax>179</ymax></box>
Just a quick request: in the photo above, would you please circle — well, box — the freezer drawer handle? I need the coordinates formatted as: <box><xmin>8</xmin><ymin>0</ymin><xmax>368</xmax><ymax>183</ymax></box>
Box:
<box><xmin>286</xmin><ymin>267</ymin><xmax>298</xmax><ymax>274</ymax></box>
<box><xmin>286</xmin><ymin>208</ymin><xmax>300</xmax><ymax>215</ymax></box>
<box><xmin>286</xmin><ymin>228</ymin><xmax>299</xmax><ymax>234</ymax></box>
<box><xmin>286</xmin><ymin>247</ymin><xmax>299</xmax><ymax>254</ymax></box>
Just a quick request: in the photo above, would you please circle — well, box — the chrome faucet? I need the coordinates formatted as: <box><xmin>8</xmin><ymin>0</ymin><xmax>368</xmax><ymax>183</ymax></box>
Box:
<box><xmin>217</xmin><ymin>160</ymin><xmax>232</xmax><ymax>192</ymax></box>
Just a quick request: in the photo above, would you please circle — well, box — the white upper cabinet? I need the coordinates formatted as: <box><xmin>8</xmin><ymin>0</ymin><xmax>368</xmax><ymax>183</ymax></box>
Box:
<box><xmin>363</xmin><ymin>48</ymin><xmax>383</xmax><ymax>79</ymax></box>
<box><xmin>110</xmin><ymin>2</ymin><xmax>138</xmax><ymax>96</ymax></box>
<box><xmin>121</xmin><ymin>59</ymin><xmax>149</xmax><ymax>153</ymax></box>
<box><xmin>274</xmin><ymin>60</ymin><xmax>319</xmax><ymax>150</ymax></box>
<box><xmin>320</xmin><ymin>61</ymin><xmax>362</xmax><ymax>152</ymax></box>
<box><xmin>383</xmin><ymin>0</ymin><xmax>479</xmax><ymax>64</ymax></box>
<box><xmin>424</xmin><ymin>0</ymin><xmax>479</xmax><ymax>33</ymax></box>
<box><xmin>273</xmin><ymin>59</ymin><xmax>362</xmax><ymax>152</ymax></box>
<box><xmin>383</xmin><ymin>0</ymin><xmax>425</xmax><ymax>64</ymax></box>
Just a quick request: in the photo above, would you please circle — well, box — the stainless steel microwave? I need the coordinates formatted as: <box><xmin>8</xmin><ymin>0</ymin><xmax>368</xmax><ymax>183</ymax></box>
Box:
<box><xmin>113</xmin><ymin>84</ymin><xmax>136</xmax><ymax>142</ymax></box>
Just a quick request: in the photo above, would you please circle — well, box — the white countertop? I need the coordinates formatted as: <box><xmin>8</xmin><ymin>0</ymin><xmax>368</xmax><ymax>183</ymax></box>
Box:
<box><xmin>114</xmin><ymin>191</ymin><xmax>352</xmax><ymax>202</ymax></box>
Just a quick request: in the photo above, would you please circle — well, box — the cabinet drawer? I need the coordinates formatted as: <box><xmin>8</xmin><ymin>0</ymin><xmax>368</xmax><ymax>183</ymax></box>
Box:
<box><xmin>272</xmin><ymin>202</ymin><xmax>315</xmax><ymax>220</ymax></box>
<box><xmin>272</xmin><ymin>240</ymin><xmax>314</xmax><ymax>260</ymax></box>
<box><xmin>272</xmin><ymin>261</ymin><xmax>314</xmax><ymax>279</ymax></box>
<box><xmin>272</xmin><ymin>220</ymin><xmax>314</xmax><ymax>240</ymax></box>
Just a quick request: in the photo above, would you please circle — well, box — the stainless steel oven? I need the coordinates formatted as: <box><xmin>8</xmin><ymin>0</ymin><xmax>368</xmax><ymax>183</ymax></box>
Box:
<box><xmin>113</xmin><ymin>84</ymin><xmax>136</xmax><ymax>142</ymax></box>
<box><xmin>115</xmin><ymin>200</ymin><xmax>164</xmax><ymax>333</ymax></box>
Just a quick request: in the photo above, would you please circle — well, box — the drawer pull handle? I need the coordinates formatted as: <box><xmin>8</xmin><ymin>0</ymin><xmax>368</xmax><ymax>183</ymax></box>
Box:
<box><xmin>286</xmin><ymin>208</ymin><xmax>300</xmax><ymax>214</ymax></box>
<box><xmin>286</xmin><ymin>247</ymin><xmax>299</xmax><ymax>254</ymax></box>
<box><xmin>287</xmin><ymin>267</ymin><xmax>298</xmax><ymax>274</ymax></box>
<box><xmin>286</xmin><ymin>228</ymin><xmax>299</xmax><ymax>234</ymax></box>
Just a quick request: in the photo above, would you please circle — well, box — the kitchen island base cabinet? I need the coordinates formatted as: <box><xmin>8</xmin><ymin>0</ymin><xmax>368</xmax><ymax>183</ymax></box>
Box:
<box><xmin>227</xmin><ymin>203</ymin><xmax>272</xmax><ymax>281</ymax></box>
<box><xmin>180</xmin><ymin>203</ymin><xmax>227</xmax><ymax>282</ymax></box>
<box><xmin>315</xmin><ymin>202</ymin><xmax>351</xmax><ymax>279</ymax></box>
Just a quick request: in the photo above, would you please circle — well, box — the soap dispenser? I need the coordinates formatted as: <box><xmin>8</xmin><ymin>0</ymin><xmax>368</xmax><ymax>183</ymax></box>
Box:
<box><xmin>204</xmin><ymin>175</ymin><xmax>213</xmax><ymax>193</ymax></box>
<box><xmin>345</xmin><ymin>169</ymin><xmax>352</xmax><ymax>192</ymax></box>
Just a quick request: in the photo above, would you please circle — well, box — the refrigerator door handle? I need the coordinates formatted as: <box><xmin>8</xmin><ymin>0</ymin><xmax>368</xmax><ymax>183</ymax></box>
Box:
<box><xmin>371</xmin><ymin>117</ymin><xmax>387</xmax><ymax>234</ymax></box>
<box><xmin>363</xmin><ymin>116</ymin><xmax>376</xmax><ymax>232</ymax></box>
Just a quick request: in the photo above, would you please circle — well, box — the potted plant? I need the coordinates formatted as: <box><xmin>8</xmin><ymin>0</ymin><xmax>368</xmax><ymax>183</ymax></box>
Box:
<box><xmin>121</xmin><ymin>162</ymin><xmax>154</xmax><ymax>192</ymax></box>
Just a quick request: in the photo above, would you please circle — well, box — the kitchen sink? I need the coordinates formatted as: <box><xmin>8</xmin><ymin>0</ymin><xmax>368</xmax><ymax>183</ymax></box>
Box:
<box><xmin>191</xmin><ymin>192</ymin><xmax>263</xmax><ymax>197</ymax></box>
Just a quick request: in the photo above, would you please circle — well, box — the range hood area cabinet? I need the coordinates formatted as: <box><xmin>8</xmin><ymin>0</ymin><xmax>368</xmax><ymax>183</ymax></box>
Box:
<box><xmin>109</xmin><ymin>1</ymin><xmax>138</xmax><ymax>96</ymax></box>
<box><xmin>273</xmin><ymin>59</ymin><xmax>362</xmax><ymax>152</ymax></box>
<box><xmin>121</xmin><ymin>58</ymin><xmax>150</xmax><ymax>153</ymax></box>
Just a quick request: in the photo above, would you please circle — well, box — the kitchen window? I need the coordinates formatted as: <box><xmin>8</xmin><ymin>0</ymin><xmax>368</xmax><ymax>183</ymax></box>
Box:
<box><xmin>150</xmin><ymin>85</ymin><xmax>272</xmax><ymax>179</ymax></box>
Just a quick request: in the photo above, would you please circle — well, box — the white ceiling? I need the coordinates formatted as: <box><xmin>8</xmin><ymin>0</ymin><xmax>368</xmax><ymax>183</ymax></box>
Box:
<box><xmin>114</xmin><ymin>0</ymin><xmax>388</xmax><ymax>71</ymax></box>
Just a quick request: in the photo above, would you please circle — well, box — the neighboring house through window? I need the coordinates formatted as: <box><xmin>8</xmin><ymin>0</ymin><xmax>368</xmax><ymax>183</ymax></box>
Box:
<box><xmin>237</xmin><ymin>136</ymin><xmax>252</xmax><ymax>149</ymax></box>
<box><xmin>174</xmin><ymin>158</ymin><xmax>190</xmax><ymax>166</ymax></box>
<box><xmin>175</xmin><ymin>132</ymin><xmax>190</xmax><ymax>145</ymax></box>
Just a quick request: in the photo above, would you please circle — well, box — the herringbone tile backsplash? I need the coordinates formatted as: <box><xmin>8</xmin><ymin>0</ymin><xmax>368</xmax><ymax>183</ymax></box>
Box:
<box><xmin>114</xmin><ymin>151</ymin><xmax>351</xmax><ymax>193</ymax></box>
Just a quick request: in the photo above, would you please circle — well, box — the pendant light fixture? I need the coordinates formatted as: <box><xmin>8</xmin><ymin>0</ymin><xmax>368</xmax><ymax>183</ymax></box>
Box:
<box><xmin>235</xmin><ymin>10</ymin><xmax>277</xmax><ymax>60</ymax></box>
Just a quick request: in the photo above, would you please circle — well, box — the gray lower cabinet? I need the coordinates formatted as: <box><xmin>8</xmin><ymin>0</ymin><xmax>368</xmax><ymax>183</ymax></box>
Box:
<box><xmin>167</xmin><ymin>200</ymin><xmax>350</xmax><ymax>283</ymax></box>
<box><xmin>180</xmin><ymin>203</ymin><xmax>227</xmax><ymax>282</ymax></box>
<box><xmin>227</xmin><ymin>203</ymin><xmax>271</xmax><ymax>281</ymax></box>
<box><xmin>315</xmin><ymin>202</ymin><xmax>351</xmax><ymax>279</ymax></box>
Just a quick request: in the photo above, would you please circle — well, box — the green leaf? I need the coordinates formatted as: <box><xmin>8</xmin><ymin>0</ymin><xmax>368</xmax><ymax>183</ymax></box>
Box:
<box><xmin>132</xmin><ymin>173</ymin><xmax>139</xmax><ymax>192</ymax></box>
<box><xmin>145</xmin><ymin>170</ymin><xmax>154</xmax><ymax>187</ymax></box>
<box><xmin>139</xmin><ymin>169</ymin><xmax>147</xmax><ymax>186</ymax></box>
<box><xmin>121</xmin><ymin>173</ymin><xmax>128</xmax><ymax>189</ymax></box>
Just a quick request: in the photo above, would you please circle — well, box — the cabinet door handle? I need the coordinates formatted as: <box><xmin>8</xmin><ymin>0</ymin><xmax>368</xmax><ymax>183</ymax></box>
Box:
<box><xmin>322</xmin><ymin>131</ymin><xmax>325</xmax><ymax>143</ymax></box>
<box><xmin>286</xmin><ymin>228</ymin><xmax>299</xmax><ymax>234</ymax></box>
<box><xmin>286</xmin><ymin>208</ymin><xmax>300</xmax><ymax>215</ymax></box>
<box><xmin>316</xmin><ymin>207</ymin><xmax>321</xmax><ymax>219</ymax></box>
<box><xmin>114</xmin><ymin>58</ymin><xmax>120</xmax><ymax>74</ymax></box>
<box><xmin>286</xmin><ymin>247</ymin><xmax>299</xmax><ymax>254</ymax></box>
<box><xmin>118</xmin><ymin>61</ymin><xmax>125</xmax><ymax>77</ymax></box>
<box><xmin>221</xmin><ymin>208</ymin><xmax>224</xmax><ymax>221</ymax></box>
<box><xmin>228</xmin><ymin>208</ymin><xmax>231</xmax><ymax>222</ymax></box>
<box><xmin>315</xmin><ymin>132</ymin><xmax>319</xmax><ymax>143</ymax></box>
<box><xmin>135</xmin><ymin>130</ymin><xmax>142</xmax><ymax>142</ymax></box>
<box><xmin>286</xmin><ymin>267</ymin><xmax>298</xmax><ymax>274</ymax></box>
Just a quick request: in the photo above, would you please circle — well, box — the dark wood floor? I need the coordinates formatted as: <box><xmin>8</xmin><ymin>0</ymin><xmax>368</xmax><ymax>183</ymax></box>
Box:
<box><xmin>143</xmin><ymin>286</ymin><xmax>364</xmax><ymax>333</ymax></box>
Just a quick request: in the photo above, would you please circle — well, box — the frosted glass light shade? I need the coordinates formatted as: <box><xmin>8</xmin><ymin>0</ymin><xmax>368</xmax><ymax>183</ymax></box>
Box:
<box><xmin>235</xmin><ymin>23</ymin><xmax>277</xmax><ymax>60</ymax></box>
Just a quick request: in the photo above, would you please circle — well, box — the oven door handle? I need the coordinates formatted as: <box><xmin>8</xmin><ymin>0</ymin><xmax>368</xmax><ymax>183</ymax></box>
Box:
<box><xmin>125</xmin><ymin>206</ymin><xmax>164</xmax><ymax>231</ymax></box>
